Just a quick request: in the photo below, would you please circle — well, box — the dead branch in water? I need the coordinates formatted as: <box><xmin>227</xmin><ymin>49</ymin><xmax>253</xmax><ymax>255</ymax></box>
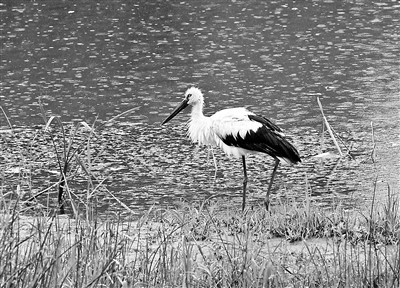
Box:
<box><xmin>317</xmin><ymin>96</ymin><xmax>343</xmax><ymax>157</ymax></box>
<box><xmin>370</xmin><ymin>121</ymin><xmax>376</xmax><ymax>163</ymax></box>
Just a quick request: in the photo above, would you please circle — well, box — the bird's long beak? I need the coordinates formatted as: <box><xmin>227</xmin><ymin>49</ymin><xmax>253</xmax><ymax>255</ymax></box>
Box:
<box><xmin>161</xmin><ymin>98</ymin><xmax>189</xmax><ymax>125</ymax></box>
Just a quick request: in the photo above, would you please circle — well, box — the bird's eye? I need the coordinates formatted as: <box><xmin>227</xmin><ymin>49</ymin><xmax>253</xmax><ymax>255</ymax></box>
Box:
<box><xmin>187</xmin><ymin>94</ymin><xmax>192</xmax><ymax>99</ymax></box>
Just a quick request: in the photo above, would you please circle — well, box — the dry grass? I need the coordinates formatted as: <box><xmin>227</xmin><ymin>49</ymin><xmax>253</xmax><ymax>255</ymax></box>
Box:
<box><xmin>0</xmin><ymin>191</ymin><xmax>399</xmax><ymax>288</ymax></box>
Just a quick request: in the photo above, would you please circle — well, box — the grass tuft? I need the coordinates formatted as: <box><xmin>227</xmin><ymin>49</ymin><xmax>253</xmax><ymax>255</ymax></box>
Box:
<box><xmin>1</xmin><ymin>188</ymin><xmax>399</xmax><ymax>287</ymax></box>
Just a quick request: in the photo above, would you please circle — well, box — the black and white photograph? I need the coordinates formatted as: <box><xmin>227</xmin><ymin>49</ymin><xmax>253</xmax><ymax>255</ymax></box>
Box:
<box><xmin>1</xmin><ymin>0</ymin><xmax>399</xmax><ymax>286</ymax></box>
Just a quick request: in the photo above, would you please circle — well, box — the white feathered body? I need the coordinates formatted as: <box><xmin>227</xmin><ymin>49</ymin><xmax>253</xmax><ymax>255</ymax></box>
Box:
<box><xmin>187</xmin><ymin>105</ymin><xmax>292</xmax><ymax>162</ymax></box>
<box><xmin>188</xmin><ymin>107</ymin><xmax>256</xmax><ymax>157</ymax></box>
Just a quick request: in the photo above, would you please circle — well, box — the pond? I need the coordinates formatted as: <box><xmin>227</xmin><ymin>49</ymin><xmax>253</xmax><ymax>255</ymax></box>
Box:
<box><xmin>1</xmin><ymin>0</ymin><xmax>399</xmax><ymax>216</ymax></box>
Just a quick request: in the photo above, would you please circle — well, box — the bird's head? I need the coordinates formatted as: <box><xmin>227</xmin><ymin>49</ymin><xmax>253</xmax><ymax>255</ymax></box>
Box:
<box><xmin>184</xmin><ymin>87</ymin><xmax>204</xmax><ymax>106</ymax></box>
<box><xmin>162</xmin><ymin>87</ymin><xmax>204</xmax><ymax>125</ymax></box>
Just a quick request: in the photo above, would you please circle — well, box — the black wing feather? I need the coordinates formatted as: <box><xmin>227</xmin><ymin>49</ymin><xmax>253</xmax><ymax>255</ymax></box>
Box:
<box><xmin>221</xmin><ymin>114</ymin><xmax>301</xmax><ymax>164</ymax></box>
<box><xmin>248</xmin><ymin>115</ymin><xmax>282</xmax><ymax>133</ymax></box>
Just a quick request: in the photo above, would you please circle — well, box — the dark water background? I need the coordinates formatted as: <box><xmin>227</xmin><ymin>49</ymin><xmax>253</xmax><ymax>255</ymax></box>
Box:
<box><xmin>1</xmin><ymin>0</ymin><xmax>399</xmax><ymax>216</ymax></box>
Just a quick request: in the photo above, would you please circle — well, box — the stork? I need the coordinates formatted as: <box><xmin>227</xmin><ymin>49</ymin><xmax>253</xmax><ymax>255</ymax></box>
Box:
<box><xmin>162</xmin><ymin>87</ymin><xmax>301</xmax><ymax>210</ymax></box>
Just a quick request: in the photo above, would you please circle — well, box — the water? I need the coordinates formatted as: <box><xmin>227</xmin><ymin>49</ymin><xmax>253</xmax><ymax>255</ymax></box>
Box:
<box><xmin>1</xmin><ymin>0</ymin><xmax>399</xmax><ymax>216</ymax></box>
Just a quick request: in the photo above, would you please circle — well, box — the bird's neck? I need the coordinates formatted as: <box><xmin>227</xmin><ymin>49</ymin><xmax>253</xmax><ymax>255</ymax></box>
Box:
<box><xmin>188</xmin><ymin>101</ymin><xmax>215</xmax><ymax>146</ymax></box>
<box><xmin>190</xmin><ymin>102</ymin><xmax>205</xmax><ymax>121</ymax></box>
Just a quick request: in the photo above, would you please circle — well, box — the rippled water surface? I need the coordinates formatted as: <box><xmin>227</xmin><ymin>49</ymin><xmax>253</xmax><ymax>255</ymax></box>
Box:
<box><xmin>1</xmin><ymin>0</ymin><xmax>399</xmax><ymax>216</ymax></box>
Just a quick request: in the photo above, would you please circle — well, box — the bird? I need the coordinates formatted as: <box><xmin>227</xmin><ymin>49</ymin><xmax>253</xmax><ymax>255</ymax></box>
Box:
<box><xmin>162</xmin><ymin>87</ymin><xmax>301</xmax><ymax>210</ymax></box>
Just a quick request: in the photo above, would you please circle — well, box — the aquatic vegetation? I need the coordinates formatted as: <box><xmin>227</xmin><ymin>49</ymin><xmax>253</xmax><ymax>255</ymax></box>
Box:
<box><xmin>1</xmin><ymin>105</ymin><xmax>399</xmax><ymax>287</ymax></box>
<box><xmin>1</xmin><ymin>183</ymin><xmax>399</xmax><ymax>287</ymax></box>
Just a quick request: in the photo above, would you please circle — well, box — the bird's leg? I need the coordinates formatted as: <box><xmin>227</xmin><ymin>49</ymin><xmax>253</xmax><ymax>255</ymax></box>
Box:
<box><xmin>265</xmin><ymin>158</ymin><xmax>280</xmax><ymax>211</ymax></box>
<box><xmin>242</xmin><ymin>155</ymin><xmax>248</xmax><ymax>211</ymax></box>
<box><xmin>206</xmin><ymin>146</ymin><xmax>218</xmax><ymax>180</ymax></box>
<box><xmin>210</xmin><ymin>146</ymin><xmax>218</xmax><ymax>180</ymax></box>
